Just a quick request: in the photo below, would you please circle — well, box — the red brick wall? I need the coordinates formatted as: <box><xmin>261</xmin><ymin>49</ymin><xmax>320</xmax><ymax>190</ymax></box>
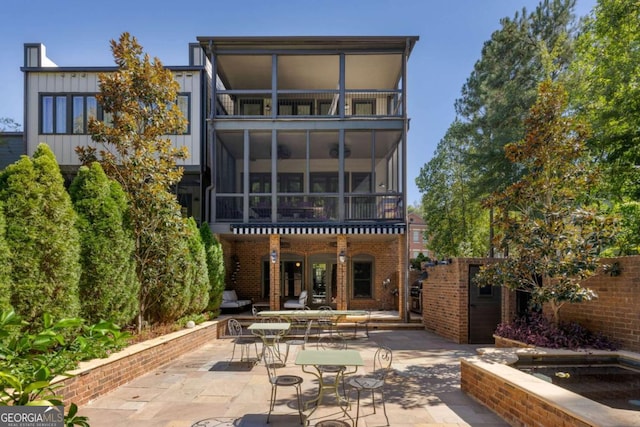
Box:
<box><xmin>55</xmin><ymin>320</ymin><xmax>223</xmax><ymax>407</ymax></box>
<box><xmin>555</xmin><ymin>256</ymin><xmax>640</xmax><ymax>352</ymax></box>
<box><xmin>461</xmin><ymin>360</ymin><xmax>593</xmax><ymax>427</ymax></box>
<box><xmin>422</xmin><ymin>258</ymin><xmax>488</xmax><ymax>343</ymax></box>
<box><xmin>219</xmin><ymin>235</ymin><xmax>404</xmax><ymax>312</ymax></box>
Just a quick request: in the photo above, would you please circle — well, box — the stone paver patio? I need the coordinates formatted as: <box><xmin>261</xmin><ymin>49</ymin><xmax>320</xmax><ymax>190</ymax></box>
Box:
<box><xmin>79</xmin><ymin>329</ymin><xmax>508</xmax><ymax>426</ymax></box>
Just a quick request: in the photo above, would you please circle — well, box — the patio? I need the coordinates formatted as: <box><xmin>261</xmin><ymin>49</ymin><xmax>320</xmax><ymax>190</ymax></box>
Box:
<box><xmin>79</xmin><ymin>327</ymin><xmax>508</xmax><ymax>426</ymax></box>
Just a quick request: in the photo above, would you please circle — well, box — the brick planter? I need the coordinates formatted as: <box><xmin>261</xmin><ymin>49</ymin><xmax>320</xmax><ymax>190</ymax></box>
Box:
<box><xmin>493</xmin><ymin>334</ymin><xmax>534</xmax><ymax>349</ymax></box>
<box><xmin>53</xmin><ymin>319</ymin><xmax>226</xmax><ymax>407</ymax></box>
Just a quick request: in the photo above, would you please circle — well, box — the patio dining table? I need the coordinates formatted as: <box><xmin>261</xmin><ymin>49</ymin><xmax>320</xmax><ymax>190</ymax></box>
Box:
<box><xmin>258</xmin><ymin>310</ymin><xmax>367</xmax><ymax>338</ymax></box>
<box><xmin>296</xmin><ymin>349</ymin><xmax>363</xmax><ymax>426</ymax></box>
<box><xmin>257</xmin><ymin>309</ymin><xmax>367</xmax><ymax>323</ymax></box>
<box><xmin>247</xmin><ymin>322</ymin><xmax>290</xmax><ymax>362</ymax></box>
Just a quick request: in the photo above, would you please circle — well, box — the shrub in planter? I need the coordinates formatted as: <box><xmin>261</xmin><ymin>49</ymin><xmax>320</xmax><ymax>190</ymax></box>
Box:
<box><xmin>0</xmin><ymin>310</ymin><xmax>130</xmax><ymax>425</ymax></box>
<box><xmin>494</xmin><ymin>312</ymin><xmax>618</xmax><ymax>350</ymax></box>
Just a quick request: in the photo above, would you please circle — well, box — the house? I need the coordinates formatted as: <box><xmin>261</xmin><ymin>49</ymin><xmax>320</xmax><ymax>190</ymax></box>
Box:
<box><xmin>0</xmin><ymin>132</ymin><xmax>24</xmax><ymax>170</ymax></box>
<box><xmin>408</xmin><ymin>211</ymin><xmax>432</xmax><ymax>261</ymax></box>
<box><xmin>21</xmin><ymin>36</ymin><xmax>419</xmax><ymax>318</ymax></box>
<box><xmin>21</xmin><ymin>42</ymin><xmax>206</xmax><ymax>221</ymax></box>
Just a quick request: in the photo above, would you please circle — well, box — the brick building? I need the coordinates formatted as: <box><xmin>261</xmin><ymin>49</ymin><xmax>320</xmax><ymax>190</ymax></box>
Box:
<box><xmin>21</xmin><ymin>36</ymin><xmax>419</xmax><ymax>317</ymax></box>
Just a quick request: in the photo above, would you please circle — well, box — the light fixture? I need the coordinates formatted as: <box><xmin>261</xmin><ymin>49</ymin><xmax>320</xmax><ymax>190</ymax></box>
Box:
<box><xmin>271</xmin><ymin>249</ymin><xmax>278</xmax><ymax>264</ymax></box>
<box><xmin>339</xmin><ymin>250</ymin><xmax>346</xmax><ymax>263</ymax></box>
<box><xmin>277</xmin><ymin>144</ymin><xmax>291</xmax><ymax>159</ymax></box>
<box><xmin>329</xmin><ymin>144</ymin><xmax>351</xmax><ymax>159</ymax></box>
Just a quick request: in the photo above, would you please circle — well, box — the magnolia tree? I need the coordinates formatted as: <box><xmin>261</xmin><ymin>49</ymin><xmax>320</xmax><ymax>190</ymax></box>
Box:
<box><xmin>475</xmin><ymin>80</ymin><xmax>618</xmax><ymax>325</ymax></box>
<box><xmin>77</xmin><ymin>33</ymin><xmax>192</xmax><ymax>329</ymax></box>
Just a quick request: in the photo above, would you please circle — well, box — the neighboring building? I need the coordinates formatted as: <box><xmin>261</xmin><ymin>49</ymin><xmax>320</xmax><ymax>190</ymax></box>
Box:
<box><xmin>21</xmin><ymin>36</ymin><xmax>419</xmax><ymax>318</ymax></box>
<box><xmin>0</xmin><ymin>132</ymin><xmax>24</xmax><ymax>170</ymax></box>
<box><xmin>408</xmin><ymin>211</ymin><xmax>430</xmax><ymax>261</ymax></box>
<box><xmin>21</xmin><ymin>42</ymin><xmax>205</xmax><ymax>221</ymax></box>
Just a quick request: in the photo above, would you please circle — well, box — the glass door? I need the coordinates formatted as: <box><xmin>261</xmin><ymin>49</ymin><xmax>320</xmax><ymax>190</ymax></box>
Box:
<box><xmin>310</xmin><ymin>261</ymin><xmax>337</xmax><ymax>307</ymax></box>
<box><xmin>282</xmin><ymin>260</ymin><xmax>304</xmax><ymax>298</ymax></box>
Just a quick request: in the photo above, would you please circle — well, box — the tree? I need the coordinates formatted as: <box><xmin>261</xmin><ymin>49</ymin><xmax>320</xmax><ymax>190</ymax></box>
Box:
<box><xmin>568</xmin><ymin>0</ymin><xmax>640</xmax><ymax>200</ymax></box>
<box><xmin>475</xmin><ymin>80</ymin><xmax>618</xmax><ymax>324</ymax></box>
<box><xmin>416</xmin><ymin>121</ymin><xmax>489</xmax><ymax>258</ymax></box>
<box><xmin>77</xmin><ymin>33</ymin><xmax>189</xmax><ymax>329</ymax></box>
<box><xmin>69</xmin><ymin>162</ymin><xmax>138</xmax><ymax>326</ymax></box>
<box><xmin>0</xmin><ymin>201</ymin><xmax>11</xmax><ymax>311</ymax></box>
<box><xmin>0</xmin><ymin>118</ymin><xmax>20</xmax><ymax>132</ymax></box>
<box><xmin>417</xmin><ymin>1</ymin><xmax>581</xmax><ymax>258</ymax></box>
<box><xmin>200</xmin><ymin>223</ymin><xmax>225</xmax><ymax>313</ymax></box>
<box><xmin>0</xmin><ymin>144</ymin><xmax>80</xmax><ymax>327</ymax></box>
<box><xmin>456</xmin><ymin>0</ymin><xmax>578</xmax><ymax>200</ymax></box>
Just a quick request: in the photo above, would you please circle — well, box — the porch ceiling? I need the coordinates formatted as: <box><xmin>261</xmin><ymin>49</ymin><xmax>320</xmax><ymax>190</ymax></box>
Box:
<box><xmin>198</xmin><ymin>36</ymin><xmax>419</xmax><ymax>91</ymax></box>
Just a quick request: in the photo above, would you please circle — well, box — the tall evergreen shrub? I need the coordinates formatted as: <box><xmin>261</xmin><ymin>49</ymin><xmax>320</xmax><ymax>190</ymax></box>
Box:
<box><xmin>185</xmin><ymin>217</ymin><xmax>209</xmax><ymax>315</ymax></box>
<box><xmin>0</xmin><ymin>144</ymin><xmax>80</xmax><ymax>326</ymax></box>
<box><xmin>69</xmin><ymin>163</ymin><xmax>138</xmax><ymax>326</ymax></box>
<box><xmin>200</xmin><ymin>223</ymin><xmax>225</xmax><ymax>313</ymax></box>
<box><xmin>0</xmin><ymin>201</ymin><xmax>12</xmax><ymax>311</ymax></box>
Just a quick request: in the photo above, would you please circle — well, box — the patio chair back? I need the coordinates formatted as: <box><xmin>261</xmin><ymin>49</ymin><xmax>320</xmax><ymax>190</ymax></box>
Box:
<box><xmin>227</xmin><ymin>318</ymin><xmax>243</xmax><ymax>336</ymax></box>
<box><xmin>373</xmin><ymin>346</ymin><xmax>393</xmax><ymax>379</ymax></box>
<box><xmin>317</xmin><ymin>334</ymin><xmax>347</xmax><ymax>350</ymax></box>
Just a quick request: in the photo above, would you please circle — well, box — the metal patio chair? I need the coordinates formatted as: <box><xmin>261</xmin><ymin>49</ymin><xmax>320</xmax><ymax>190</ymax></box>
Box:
<box><xmin>283</xmin><ymin>319</ymin><xmax>314</xmax><ymax>364</ymax></box>
<box><xmin>263</xmin><ymin>345</ymin><xmax>304</xmax><ymax>424</ymax></box>
<box><xmin>347</xmin><ymin>345</ymin><xmax>393</xmax><ymax>426</ymax></box>
<box><xmin>353</xmin><ymin>310</ymin><xmax>371</xmax><ymax>338</ymax></box>
<box><xmin>227</xmin><ymin>318</ymin><xmax>259</xmax><ymax>362</ymax></box>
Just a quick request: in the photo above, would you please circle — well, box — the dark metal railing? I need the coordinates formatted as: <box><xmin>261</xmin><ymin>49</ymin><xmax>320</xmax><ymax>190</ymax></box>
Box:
<box><xmin>214</xmin><ymin>193</ymin><xmax>402</xmax><ymax>223</ymax></box>
<box><xmin>215</xmin><ymin>90</ymin><xmax>402</xmax><ymax>118</ymax></box>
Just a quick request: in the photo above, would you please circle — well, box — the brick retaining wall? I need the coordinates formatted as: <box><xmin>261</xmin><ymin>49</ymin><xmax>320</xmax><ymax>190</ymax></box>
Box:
<box><xmin>54</xmin><ymin>319</ymin><xmax>225</xmax><ymax>407</ymax></box>
<box><xmin>556</xmin><ymin>256</ymin><xmax>640</xmax><ymax>353</ymax></box>
<box><xmin>460</xmin><ymin>359</ymin><xmax>594</xmax><ymax>427</ymax></box>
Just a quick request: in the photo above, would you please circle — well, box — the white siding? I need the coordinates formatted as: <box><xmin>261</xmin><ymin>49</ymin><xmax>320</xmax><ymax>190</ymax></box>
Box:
<box><xmin>25</xmin><ymin>72</ymin><xmax>100</xmax><ymax>165</ymax></box>
<box><xmin>171</xmin><ymin>71</ymin><xmax>201</xmax><ymax>167</ymax></box>
<box><xmin>25</xmin><ymin>70</ymin><xmax>203</xmax><ymax>168</ymax></box>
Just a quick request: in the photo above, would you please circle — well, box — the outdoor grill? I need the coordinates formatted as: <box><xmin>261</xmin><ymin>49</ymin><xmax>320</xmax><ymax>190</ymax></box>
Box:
<box><xmin>410</xmin><ymin>270</ymin><xmax>428</xmax><ymax>314</ymax></box>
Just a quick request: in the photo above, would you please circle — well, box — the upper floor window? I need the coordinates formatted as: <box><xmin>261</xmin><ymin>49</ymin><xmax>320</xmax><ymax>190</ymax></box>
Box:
<box><xmin>42</xmin><ymin>94</ymin><xmax>97</xmax><ymax>134</ymax></box>
<box><xmin>41</xmin><ymin>93</ymin><xmax>191</xmax><ymax>135</ymax></box>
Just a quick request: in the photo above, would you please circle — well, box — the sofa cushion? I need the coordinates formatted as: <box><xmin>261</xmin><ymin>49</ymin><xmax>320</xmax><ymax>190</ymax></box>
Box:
<box><xmin>222</xmin><ymin>290</ymin><xmax>238</xmax><ymax>302</ymax></box>
<box><xmin>284</xmin><ymin>290</ymin><xmax>308</xmax><ymax>309</ymax></box>
<box><xmin>220</xmin><ymin>290</ymin><xmax>251</xmax><ymax>309</ymax></box>
<box><xmin>298</xmin><ymin>290</ymin><xmax>307</xmax><ymax>303</ymax></box>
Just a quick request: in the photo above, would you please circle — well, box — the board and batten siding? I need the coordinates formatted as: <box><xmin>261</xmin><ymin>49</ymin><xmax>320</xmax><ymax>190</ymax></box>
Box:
<box><xmin>25</xmin><ymin>70</ymin><xmax>202</xmax><ymax>167</ymax></box>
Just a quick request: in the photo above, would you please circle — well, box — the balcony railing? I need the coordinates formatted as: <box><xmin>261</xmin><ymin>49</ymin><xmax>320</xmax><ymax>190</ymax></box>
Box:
<box><xmin>214</xmin><ymin>193</ymin><xmax>402</xmax><ymax>223</ymax></box>
<box><xmin>215</xmin><ymin>90</ymin><xmax>402</xmax><ymax>118</ymax></box>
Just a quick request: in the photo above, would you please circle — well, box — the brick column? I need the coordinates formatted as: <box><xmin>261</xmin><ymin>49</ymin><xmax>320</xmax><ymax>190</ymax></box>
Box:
<box><xmin>270</xmin><ymin>234</ymin><xmax>281</xmax><ymax>310</ymax></box>
<box><xmin>336</xmin><ymin>235</ymin><xmax>348</xmax><ymax>310</ymax></box>
<box><xmin>398</xmin><ymin>232</ymin><xmax>407</xmax><ymax>322</ymax></box>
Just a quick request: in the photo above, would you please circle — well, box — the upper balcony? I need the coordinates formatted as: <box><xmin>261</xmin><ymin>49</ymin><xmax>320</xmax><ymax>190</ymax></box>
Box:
<box><xmin>198</xmin><ymin>36</ymin><xmax>419</xmax><ymax>121</ymax></box>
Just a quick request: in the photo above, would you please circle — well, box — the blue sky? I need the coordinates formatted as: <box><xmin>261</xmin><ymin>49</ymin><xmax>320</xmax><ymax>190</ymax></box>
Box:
<box><xmin>1</xmin><ymin>0</ymin><xmax>596</xmax><ymax>204</ymax></box>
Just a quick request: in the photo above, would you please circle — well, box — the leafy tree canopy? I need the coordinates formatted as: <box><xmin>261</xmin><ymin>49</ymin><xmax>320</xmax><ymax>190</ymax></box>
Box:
<box><xmin>476</xmin><ymin>80</ymin><xmax>618</xmax><ymax>324</ymax></box>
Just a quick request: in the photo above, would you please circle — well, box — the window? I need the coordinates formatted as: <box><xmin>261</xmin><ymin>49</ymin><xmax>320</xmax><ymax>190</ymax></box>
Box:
<box><xmin>413</xmin><ymin>230</ymin><xmax>421</xmax><ymax>243</ymax></box>
<box><xmin>352</xmin><ymin>99</ymin><xmax>376</xmax><ymax>115</ymax></box>
<box><xmin>318</xmin><ymin>100</ymin><xmax>332</xmax><ymax>115</ymax></box>
<box><xmin>42</xmin><ymin>94</ymin><xmax>98</xmax><ymax>134</ymax></box>
<box><xmin>240</xmin><ymin>99</ymin><xmax>264</xmax><ymax>115</ymax></box>
<box><xmin>169</xmin><ymin>93</ymin><xmax>191</xmax><ymax>134</ymax></box>
<box><xmin>311</xmin><ymin>173</ymin><xmax>340</xmax><ymax>193</ymax></box>
<box><xmin>353</xmin><ymin>260</ymin><xmax>373</xmax><ymax>298</ymax></box>
<box><xmin>278</xmin><ymin>100</ymin><xmax>313</xmax><ymax>115</ymax></box>
<box><xmin>41</xmin><ymin>93</ymin><xmax>191</xmax><ymax>135</ymax></box>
